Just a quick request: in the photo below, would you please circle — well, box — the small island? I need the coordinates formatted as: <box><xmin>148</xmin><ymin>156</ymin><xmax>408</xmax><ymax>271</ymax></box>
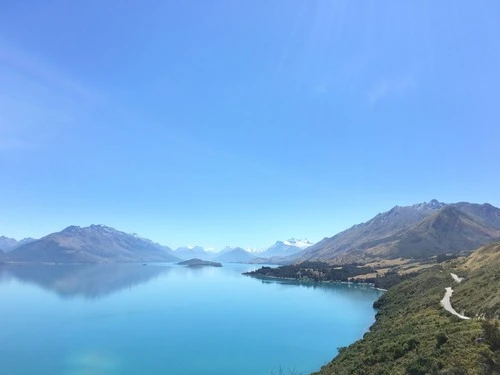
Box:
<box><xmin>177</xmin><ymin>258</ymin><xmax>223</xmax><ymax>267</ymax></box>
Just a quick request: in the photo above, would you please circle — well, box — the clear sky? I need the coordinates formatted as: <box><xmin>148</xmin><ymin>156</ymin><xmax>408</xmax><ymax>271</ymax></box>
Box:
<box><xmin>1</xmin><ymin>1</ymin><xmax>499</xmax><ymax>250</ymax></box>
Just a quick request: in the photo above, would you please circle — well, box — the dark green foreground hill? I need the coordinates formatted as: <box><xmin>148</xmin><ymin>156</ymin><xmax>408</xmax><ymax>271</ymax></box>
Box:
<box><xmin>313</xmin><ymin>242</ymin><xmax>500</xmax><ymax>375</ymax></box>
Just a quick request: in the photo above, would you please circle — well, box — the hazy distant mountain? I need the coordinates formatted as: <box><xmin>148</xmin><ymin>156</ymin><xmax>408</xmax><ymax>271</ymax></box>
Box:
<box><xmin>213</xmin><ymin>247</ymin><xmax>256</xmax><ymax>263</ymax></box>
<box><xmin>0</xmin><ymin>249</ymin><xmax>5</xmax><ymax>263</ymax></box>
<box><xmin>299</xmin><ymin>200</ymin><xmax>500</xmax><ymax>263</ymax></box>
<box><xmin>174</xmin><ymin>246</ymin><xmax>213</xmax><ymax>260</ymax></box>
<box><xmin>8</xmin><ymin>225</ymin><xmax>180</xmax><ymax>263</ymax></box>
<box><xmin>259</xmin><ymin>238</ymin><xmax>314</xmax><ymax>258</ymax></box>
<box><xmin>0</xmin><ymin>236</ymin><xmax>36</xmax><ymax>252</ymax></box>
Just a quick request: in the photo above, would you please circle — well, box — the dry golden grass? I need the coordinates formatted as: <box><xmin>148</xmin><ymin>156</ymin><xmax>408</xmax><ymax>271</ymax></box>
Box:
<box><xmin>462</xmin><ymin>241</ymin><xmax>500</xmax><ymax>271</ymax></box>
<box><xmin>350</xmin><ymin>272</ymin><xmax>378</xmax><ymax>280</ymax></box>
<box><xmin>364</xmin><ymin>258</ymin><xmax>410</xmax><ymax>268</ymax></box>
<box><xmin>398</xmin><ymin>263</ymin><xmax>435</xmax><ymax>274</ymax></box>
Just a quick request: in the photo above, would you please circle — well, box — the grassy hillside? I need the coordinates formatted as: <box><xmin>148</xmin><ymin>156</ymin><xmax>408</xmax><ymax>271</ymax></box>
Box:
<box><xmin>452</xmin><ymin>242</ymin><xmax>500</xmax><ymax>320</ymax></box>
<box><xmin>313</xmin><ymin>242</ymin><xmax>500</xmax><ymax>375</ymax></box>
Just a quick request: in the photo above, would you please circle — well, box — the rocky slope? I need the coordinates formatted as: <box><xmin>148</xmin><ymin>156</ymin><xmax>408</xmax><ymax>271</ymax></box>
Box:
<box><xmin>300</xmin><ymin>201</ymin><xmax>500</xmax><ymax>263</ymax></box>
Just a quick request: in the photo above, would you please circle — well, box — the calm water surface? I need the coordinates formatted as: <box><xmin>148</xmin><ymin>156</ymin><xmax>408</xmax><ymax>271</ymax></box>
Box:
<box><xmin>0</xmin><ymin>264</ymin><xmax>383</xmax><ymax>375</ymax></box>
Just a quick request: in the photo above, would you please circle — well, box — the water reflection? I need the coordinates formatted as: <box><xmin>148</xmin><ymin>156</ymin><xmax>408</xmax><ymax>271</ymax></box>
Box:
<box><xmin>0</xmin><ymin>264</ymin><xmax>172</xmax><ymax>300</ymax></box>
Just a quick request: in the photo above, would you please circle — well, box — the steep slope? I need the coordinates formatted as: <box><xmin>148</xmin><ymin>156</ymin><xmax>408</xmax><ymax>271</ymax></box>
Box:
<box><xmin>8</xmin><ymin>225</ymin><xmax>180</xmax><ymax>263</ymax></box>
<box><xmin>313</xmin><ymin>243</ymin><xmax>500</xmax><ymax>375</ymax></box>
<box><xmin>454</xmin><ymin>202</ymin><xmax>500</xmax><ymax>229</ymax></box>
<box><xmin>301</xmin><ymin>200</ymin><xmax>446</xmax><ymax>261</ymax></box>
<box><xmin>453</xmin><ymin>241</ymin><xmax>500</xmax><ymax>319</ymax></box>
<box><xmin>300</xmin><ymin>201</ymin><xmax>500</xmax><ymax>263</ymax></box>
<box><xmin>213</xmin><ymin>247</ymin><xmax>255</xmax><ymax>263</ymax></box>
<box><xmin>386</xmin><ymin>206</ymin><xmax>500</xmax><ymax>259</ymax></box>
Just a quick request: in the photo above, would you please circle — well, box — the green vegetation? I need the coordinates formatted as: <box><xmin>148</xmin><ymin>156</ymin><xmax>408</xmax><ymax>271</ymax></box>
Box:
<box><xmin>244</xmin><ymin>262</ymin><xmax>375</xmax><ymax>283</ymax></box>
<box><xmin>452</xmin><ymin>243</ymin><xmax>500</xmax><ymax>320</ymax></box>
<box><xmin>244</xmin><ymin>261</ymin><xmax>421</xmax><ymax>289</ymax></box>
<box><xmin>177</xmin><ymin>258</ymin><xmax>222</xmax><ymax>267</ymax></box>
<box><xmin>312</xmin><ymin>242</ymin><xmax>500</xmax><ymax>375</ymax></box>
<box><xmin>370</xmin><ymin>270</ymin><xmax>419</xmax><ymax>290</ymax></box>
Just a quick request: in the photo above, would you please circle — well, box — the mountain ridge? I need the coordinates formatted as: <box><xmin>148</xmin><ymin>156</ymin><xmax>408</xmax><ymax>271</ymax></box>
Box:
<box><xmin>258</xmin><ymin>238</ymin><xmax>314</xmax><ymax>258</ymax></box>
<box><xmin>0</xmin><ymin>236</ymin><xmax>36</xmax><ymax>252</ymax></box>
<box><xmin>299</xmin><ymin>200</ymin><xmax>500</xmax><ymax>263</ymax></box>
<box><xmin>8</xmin><ymin>225</ymin><xmax>180</xmax><ymax>263</ymax></box>
<box><xmin>213</xmin><ymin>247</ymin><xmax>255</xmax><ymax>263</ymax></box>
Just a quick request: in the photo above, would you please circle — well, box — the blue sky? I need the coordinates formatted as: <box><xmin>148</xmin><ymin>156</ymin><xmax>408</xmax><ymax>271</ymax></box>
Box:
<box><xmin>1</xmin><ymin>1</ymin><xmax>499</xmax><ymax>250</ymax></box>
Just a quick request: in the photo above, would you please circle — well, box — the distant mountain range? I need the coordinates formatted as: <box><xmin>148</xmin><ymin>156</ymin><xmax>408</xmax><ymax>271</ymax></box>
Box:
<box><xmin>174</xmin><ymin>246</ymin><xmax>213</xmax><ymax>260</ymax></box>
<box><xmin>2</xmin><ymin>200</ymin><xmax>500</xmax><ymax>264</ymax></box>
<box><xmin>298</xmin><ymin>200</ymin><xmax>500</xmax><ymax>263</ymax></box>
<box><xmin>213</xmin><ymin>247</ymin><xmax>256</xmax><ymax>263</ymax></box>
<box><xmin>7</xmin><ymin>225</ymin><xmax>180</xmax><ymax>263</ymax></box>
<box><xmin>2</xmin><ymin>227</ymin><xmax>313</xmax><ymax>264</ymax></box>
<box><xmin>258</xmin><ymin>238</ymin><xmax>313</xmax><ymax>258</ymax></box>
<box><xmin>0</xmin><ymin>236</ymin><xmax>36</xmax><ymax>252</ymax></box>
<box><xmin>173</xmin><ymin>239</ymin><xmax>314</xmax><ymax>263</ymax></box>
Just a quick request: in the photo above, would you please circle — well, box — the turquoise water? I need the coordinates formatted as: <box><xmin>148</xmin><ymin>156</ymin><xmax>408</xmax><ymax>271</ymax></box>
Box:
<box><xmin>0</xmin><ymin>264</ymin><xmax>383</xmax><ymax>375</ymax></box>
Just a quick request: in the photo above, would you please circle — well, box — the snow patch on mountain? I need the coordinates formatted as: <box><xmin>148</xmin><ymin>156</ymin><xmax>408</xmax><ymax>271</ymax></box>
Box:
<box><xmin>282</xmin><ymin>238</ymin><xmax>314</xmax><ymax>249</ymax></box>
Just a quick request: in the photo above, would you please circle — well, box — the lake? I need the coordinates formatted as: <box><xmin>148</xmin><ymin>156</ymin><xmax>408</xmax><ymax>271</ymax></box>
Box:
<box><xmin>0</xmin><ymin>263</ymin><xmax>383</xmax><ymax>375</ymax></box>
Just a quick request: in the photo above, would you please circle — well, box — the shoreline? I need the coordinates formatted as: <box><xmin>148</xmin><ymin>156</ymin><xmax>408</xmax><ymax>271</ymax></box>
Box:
<box><xmin>243</xmin><ymin>273</ymin><xmax>386</xmax><ymax>291</ymax></box>
<box><xmin>244</xmin><ymin>272</ymin><xmax>387</xmax><ymax>374</ymax></box>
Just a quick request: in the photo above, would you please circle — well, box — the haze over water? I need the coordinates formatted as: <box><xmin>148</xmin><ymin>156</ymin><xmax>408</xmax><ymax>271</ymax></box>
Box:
<box><xmin>0</xmin><ymin>264</ymin><xmax>382</xmax><ymax>375</ymax></box>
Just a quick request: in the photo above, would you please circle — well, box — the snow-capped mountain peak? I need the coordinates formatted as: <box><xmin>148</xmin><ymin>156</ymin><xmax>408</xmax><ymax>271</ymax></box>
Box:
<box><xmin>282</xmin><ymin>238</ymin><xmax>314</xmax><ymax>249</ymax></box>
<box><xmin>246</xmin><ymin>247</ymin><xmax>263</xmax><ymax>254</ymax></box>
<box><xmin>411</xmin><ymin>199</ymin><xmax>447</xmax><ymax>211</ymax></box>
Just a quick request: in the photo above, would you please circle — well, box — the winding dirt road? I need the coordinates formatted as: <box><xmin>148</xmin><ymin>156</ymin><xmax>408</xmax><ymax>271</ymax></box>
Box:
<box><xmin>440</xmin><ymin>273</ymin><xmax>470</xmax><ymax>320</ymax></box>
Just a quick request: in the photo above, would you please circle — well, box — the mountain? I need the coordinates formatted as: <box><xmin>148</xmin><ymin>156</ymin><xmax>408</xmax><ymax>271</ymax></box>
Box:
<box><xmin>213</xmin><ymin>247</ymin><xmax>256</xmax><ymax>263</ymax></box>
<box><xmin>174</xmin><ymin>246</ymin><xmax>213</xmax><ymax>260</ymax></box>
<box><xmin>283</xmin><ymin>238</ymin><xmax>314</xmax><ymax>248</ymax></box>
<box><xmin>386</xmin><ymin>205</ymin><xmax>500</xmax><ymax>259</ymax></box>
<box><xmin>8</xmin><ymin>225</ymin><xmax>180</xmax><ymax>263</ymax></box>
<box><xmin>299</xmin><ymin>200</ymin><xmax>500</xmax><ymax>263</ymax></box>
<box><xmin>0</xmin><ymin>236</ymin><xmax>36</xmax><ymax>252</ymax></box>
<box><xmin>0</xmin><ymin>249</ymin><xmax>5</xmax><ymax>263</ymax></box>
<box><xmin>258</xmin><ymin>238</ymin><xmax>314</xmax><ymax>258</ymax></box>
<box><xmin>453</xmin><ymin>201</ymin><xmax>500</xmax><ymax>229</ymax></box>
